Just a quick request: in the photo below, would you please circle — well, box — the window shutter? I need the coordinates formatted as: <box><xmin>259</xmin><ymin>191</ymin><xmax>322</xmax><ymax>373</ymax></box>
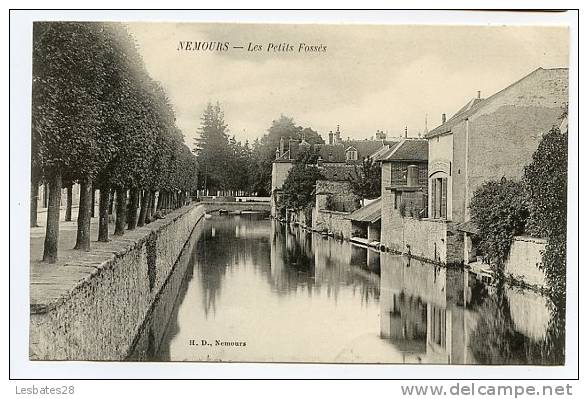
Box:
<box><xmin>441</xmin><ymin>178</ymin><xmax>447</xmax><ymax>219</ymax></box>
<box><xmin>431</xmin><ymin>179</ymin><xmax>436</xmax><ymax>218</ymax></box>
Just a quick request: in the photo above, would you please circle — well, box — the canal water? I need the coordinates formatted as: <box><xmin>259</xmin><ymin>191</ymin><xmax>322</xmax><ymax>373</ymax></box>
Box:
<box><xmin>133</xmin><ymin>214</ymin><xmax>565</xmax><ymax>365</ymax></box>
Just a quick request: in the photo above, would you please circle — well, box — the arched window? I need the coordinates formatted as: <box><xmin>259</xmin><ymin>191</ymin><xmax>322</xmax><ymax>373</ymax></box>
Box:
<box><xmin>430</xmin><ymin>173</ymin><xmax>448</xmax><ymax>219</ymax></box>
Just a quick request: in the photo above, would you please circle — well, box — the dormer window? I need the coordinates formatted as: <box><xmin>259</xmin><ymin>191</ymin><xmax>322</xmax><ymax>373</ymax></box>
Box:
<box><xmin>345</xmin><ymin>147</ymin><xmax>358</xmax><ymax>161</ymax></box>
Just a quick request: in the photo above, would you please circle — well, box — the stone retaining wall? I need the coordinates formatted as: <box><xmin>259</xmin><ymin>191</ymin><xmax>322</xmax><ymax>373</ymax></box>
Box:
<box><xmin>29</xmin><ymin>204</ymin><xmax>207</xmax><ymax>361</ymax></box>
<box><xmin>504</xmin><ymin>236</ymin><xmax>547</xmax><ymax>288</ymax></box>
<box><xmin>313</xmin><ymin>209</ymin><xmax>352</xmax><ymax>239</ymax></box>
<box><xmin>380</xmin><ymin>217</ymin><xmax>463</xmax><ymax>265</ymax></box>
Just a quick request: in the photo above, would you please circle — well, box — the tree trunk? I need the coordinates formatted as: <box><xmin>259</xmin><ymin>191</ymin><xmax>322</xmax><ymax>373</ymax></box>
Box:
<box><xmin>43</xmin><ymin>182</ymin><xmax>49</xmax><ymax>208</ymax></box>
<box><xmin>91</xmin><ymin>188</ymin><xmax>96</xmax><ymax>218</ymax></box>
<box><xmin>108</xmin><ymin>189</ymin><xmax>115</xmax><ymax>215</ymax></box>
<box><xmin>98</xmin><ymin>186</ymin><xmax>110</xmax><ymax>242</ymax></box>
<box><xmin>146</xmin><ymin>190</ymin><xmax>156</xmax><ymax>223</ymax></box>
<box><xmin>42</xmin><ymin>170</ymin><xmax>62</xmax><ymax>263</ymax></box>
<box><xmin>138</xmin><ymin>189</ymin><xmax>149</xmax><ymax>227</ymax></box>
<box><xmin>30</xmin><ymin>175</ymin><xmax>39</xmax><ymax>227</ymax></box>
<box><xmin>65</xmin><ymin>184</ymin><xmax>73</xmax><ymax>221</ymax></box>
<box><xmin>114</xmin><ymin>187</ymin><xmax>127</xmax><ymax>236</ymax></box>
<box><xmin>127</xmin><ymin>188</ymin><xmax>139</xmax><ymax>230</ymax></box>
<box><xmin>158</xmin><ymin>191</ymin><xmax>165</xmax><ymax>211</ymax></box>
<box><xmin>74</xmin><ymin>177</ymin><xmax>92</xmax><ymax>251</ymax></box>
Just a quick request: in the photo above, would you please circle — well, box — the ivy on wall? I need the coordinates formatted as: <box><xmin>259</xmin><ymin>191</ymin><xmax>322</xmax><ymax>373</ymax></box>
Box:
<box><xmin>470</xmin><ymin>179</ymin><xmax>529</xmax><ymax>272</ymax></box>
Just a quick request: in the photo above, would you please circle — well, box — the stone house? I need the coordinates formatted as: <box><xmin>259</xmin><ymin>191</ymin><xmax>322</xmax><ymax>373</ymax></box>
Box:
<box><xmin>313</xmin><ymin>178</ymin><xmax>357</xmax><ymax>239</ymax></box>
<box><xmin>270</xmin><ymin>126</ymin><xmax>400</xmax><ymax>218</ymax></box>
<box><xmin>375</xmin><ymin>138</ymin><xmax>429</xmax><ymax>254</ymax></box>
<box><xmin>411</xmin><ymin>67</ymin><xmax>568</xmax><ymax>264</ymax></box>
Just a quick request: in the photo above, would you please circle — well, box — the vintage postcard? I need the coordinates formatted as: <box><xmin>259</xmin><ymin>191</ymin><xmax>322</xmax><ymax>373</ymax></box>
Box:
<box><xmin>12</xmin><ymin>10</ymin><xmax>577</xmax><ymax>379</ymax></box>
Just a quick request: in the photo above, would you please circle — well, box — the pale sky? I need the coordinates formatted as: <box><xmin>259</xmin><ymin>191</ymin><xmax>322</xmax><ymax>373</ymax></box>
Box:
<box><xmin>127</xmin><ymin>23</ymin><xmax>569</xmax><ymax>147</ymax></box>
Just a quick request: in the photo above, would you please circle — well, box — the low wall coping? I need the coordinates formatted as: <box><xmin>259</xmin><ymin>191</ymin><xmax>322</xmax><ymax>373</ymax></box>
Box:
<box><xmin>513</xmin><ymin>235</ymin><xmax>548</xmax><ymax>244</ymax></box>
<box><xmin>317</xmin><ymin>209</ymin><xmax>352</xmax><ymax>216</ymax></box>
<box><xmin>30</xmin><ymin>203</ymin><xmax>201</xmax><ymax>315</ymax></box>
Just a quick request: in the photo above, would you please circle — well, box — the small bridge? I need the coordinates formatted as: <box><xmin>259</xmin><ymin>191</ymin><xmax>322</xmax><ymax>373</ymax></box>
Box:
<box><xmin>199</xmin><ymin>201</ymin><xmax>270</xmax><ymax>214</ymax></box>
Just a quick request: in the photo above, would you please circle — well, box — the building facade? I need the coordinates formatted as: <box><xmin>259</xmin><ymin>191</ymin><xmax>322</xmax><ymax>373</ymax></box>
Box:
<box><xmin>376</xmin><ymin>138</ymin><xmax>429</xmax><ymax>254</ymax></box>
<box><xmin>411</xmin><ymin>67</ymin><xmax>568</xmax><ymax>264</ymax></box>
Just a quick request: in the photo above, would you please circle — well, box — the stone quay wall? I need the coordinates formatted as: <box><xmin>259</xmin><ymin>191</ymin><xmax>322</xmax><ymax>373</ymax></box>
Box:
<box><xmin>30</xmin><ymin>203</ymin><xmax>207</xmax><ymax>361</ymax></box>
<box><xmin>380</xmin><ymin>216</ymin><xmax>463</xmax><ymax>265</ymax></box>
<box><xmin>504</xmin><ymin>236</ymin><xmax>547</xmax><ymax>288</ymax></box>
<box><xmin>313</xmin><ymin>209</ymin><xmax>352</xmax><ymax>239</ymax></box>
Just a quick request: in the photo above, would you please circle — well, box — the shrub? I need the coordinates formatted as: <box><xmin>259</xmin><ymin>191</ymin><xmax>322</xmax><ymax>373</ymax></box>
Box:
<box><xmin>470</xmin><ymin>178</ymin><xmax>528</xmax><ymax>272</ymax></box>
<box><xmin>523</xmin><ymin>126</ymin><xmax>568</xmax><ymax>238</ymax></box>
<box><xmin>523</xmin><ymin>125</ymin><xmax>567</xmax><ymax>301</ymax></box>
<box><xmin>398</xmin><ymin>201</ymin><xmax>407</xmax><ymax>217</ymax></box>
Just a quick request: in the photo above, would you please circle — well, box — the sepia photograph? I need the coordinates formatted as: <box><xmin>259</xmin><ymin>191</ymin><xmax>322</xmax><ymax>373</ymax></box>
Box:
<box><xmin>10</xmin><ymin>9</ymin><xmax>578</xmax><ymax>381</ymax></box>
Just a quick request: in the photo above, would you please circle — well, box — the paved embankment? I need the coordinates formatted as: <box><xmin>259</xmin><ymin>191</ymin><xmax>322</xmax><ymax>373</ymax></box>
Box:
<box><xmin>30</xmin><ymin>203</ymin><xmax>207</xmax><ymax>360</ymax></box>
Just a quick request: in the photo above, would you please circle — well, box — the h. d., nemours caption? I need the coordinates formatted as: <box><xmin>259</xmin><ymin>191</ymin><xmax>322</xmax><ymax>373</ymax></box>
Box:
<box><xmin>29</xmin><ymin>21</ymin><xmax>569</xmax><ymax>365</ymax></box>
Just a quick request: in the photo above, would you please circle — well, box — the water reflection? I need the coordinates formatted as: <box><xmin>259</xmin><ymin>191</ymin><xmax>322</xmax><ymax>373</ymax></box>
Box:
<box><xmin>135</xmin><ymin>216</ymin><xmax>564</xmax><ymax>364</ymax></box>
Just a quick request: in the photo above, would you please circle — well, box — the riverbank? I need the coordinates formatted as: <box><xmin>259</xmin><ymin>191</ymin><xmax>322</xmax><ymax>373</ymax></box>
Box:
<box><xmin>30</xmin><ymin>203</ymin><xmax>207</xmax><ymax>360</ymax></box>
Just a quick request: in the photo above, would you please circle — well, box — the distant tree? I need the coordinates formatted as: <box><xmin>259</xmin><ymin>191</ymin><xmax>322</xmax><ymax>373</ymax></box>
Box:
<box><xmin>281</xmin><ymin>155</ymin><xmax>324</xmax><ymax>211</ymax></box>
<box><xmin>298</xmin><ymin>127</ymin><xmax>324</xmax><ymax>145</ymax></box>
<box><xmin>249</xmin><ymin>115</ymin><xmax>324</xmax><ymax>196</ymax></box>
<box><xmin>349</xmin><ymin>157</ymin><xmax>381</xmax><ymax>204</ymax></box>
<box><xmin>194</xmin><ymin>102</ymin><xmax>232</xmax><ymax>194</ymax></box>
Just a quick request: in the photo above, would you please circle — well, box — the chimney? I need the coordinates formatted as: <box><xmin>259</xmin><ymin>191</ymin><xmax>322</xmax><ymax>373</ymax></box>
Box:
<box><xmin>275</xmin><ymin>148</ymin><xmax>280</xmax><ymax>160</ymax></box>
<box><xmin>335</xmin><ymin>125</ymin><xmax>341</xmax><ymax>143</ymax></box>
<box><xmin>404</xmin><ymin>126</ymin><xmax>408</xmax><ymax>138</ymax></box>
<box><xmin>477</xmin><ymin>90</ymin><xmax>481</xmax><ymax>99</ymax></box>
<box><xmin>328</xmin><ymin>130</ymin><xmax>333</xmax><ymax>145</ymax></box>
<box><xmin>442</xmin><ymin>113</ymin><xmax>446</xmax><ymax>124</ymax></box>
<box><xmin>279</xmin><ymin>136</ymin><xmax>285</xmax><ymax>156</ymax></box>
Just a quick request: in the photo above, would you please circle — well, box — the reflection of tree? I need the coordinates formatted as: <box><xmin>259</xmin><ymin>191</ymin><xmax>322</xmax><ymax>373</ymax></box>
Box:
<box><xmin>198</xmin><ymin>215</ymin><xmax>270</xmax><ymax>317</ymax></box>
<box><xmin>269</xmin><ymin>221</ymin><xmax>380</xmax><ymax>302</ymax></box>
<box><xmin>469</xmin><ymin>285</ymin><xmax>564</xmax><ymax>365</ymax></box>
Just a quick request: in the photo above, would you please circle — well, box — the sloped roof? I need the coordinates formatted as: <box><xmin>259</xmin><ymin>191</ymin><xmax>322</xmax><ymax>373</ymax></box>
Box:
<box><xmin>275</xmin><ymin>138</ymin><xmax>399</xmax><ymax>163</ymax></box>
<box><xmin>425</xmin><ymin>67</ymin><xmax>569</xmax><ymax>139</ymax></box>
<box><xmin>319</xmin><ymin>164</ymin><xmax>357</xmax><ymax>181</ymax></box>
<box><xmin>316</xmin><ymin>144</ymin><xmax>346</xmax><ymax>162</ymax></box>
<box><xmin>348</xmin><ymin>140</ymin><xmax>392</xmax><ymax>159</ymax></box>
<box><xmin>346</xmin><ymin>198</ymin><xmax>381</xmax><ymax>223</ymax></box>
<box><xmin>377</xmin><ymin>139</ymin><xmax>428</xmax><ymax>162</ymax></box>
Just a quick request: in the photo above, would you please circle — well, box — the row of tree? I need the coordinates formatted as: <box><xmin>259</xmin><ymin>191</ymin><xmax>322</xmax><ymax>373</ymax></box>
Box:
<box><xmin>194</xmin><ymin>109</ymin><xmax>323</xmax><ymax>196</ymax></box>
<box><xmin>32</xmin><ymin>22</ymin><xmax>198</xmax><ymax>263</ymax></box>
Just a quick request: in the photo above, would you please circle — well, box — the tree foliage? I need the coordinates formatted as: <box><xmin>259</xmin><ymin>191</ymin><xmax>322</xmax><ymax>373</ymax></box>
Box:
<box><xmin>193</xmin><ymin>112</ymin><xmax>324</xmax><ymax>197</ymax></box>
<box><xmin>32</xmin><ymin>22</ymin><xmax>198</xmax><ymax>260</ymax></box>
<box><xmin>524</xmin><ymin>126</ymin><xmax>567</xmax><ymax>238</ymax></box>
<box><xmin>281</xmin><ymin>156</ymin><xmax>324</xmax><ymax>211</ymax></box>
<box><xmin>349</xmin><ymin>157</ymin><xmax>381</xmax><ymax>201</ymax></box>
<box><xmin>249</xmin><ymin>115</ymin><xmax>323</xmax><ymax>196</ymax></box>
<box><xmin>523</xmin><ymin>125</ymin><xmax>568</xmax><ymax>302</ymax></box>
<box><xmin>470</xmin><ymin>179</ymin><xmax>529</xmax><ymax>271</ymax></box>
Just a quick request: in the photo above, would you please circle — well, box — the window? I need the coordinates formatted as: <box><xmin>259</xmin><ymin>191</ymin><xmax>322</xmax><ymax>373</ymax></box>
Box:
<box><xmin>346</xmin><ymin>148</ymin><xmax>358</xmax><ymax>161</ymax></box>
<box><xmin>394</xmin><ymin>191</ymin><xmax>402</xmax><ymax>209</ymax></box>
<box><xmin>430</xmin><ymin>176</ymin><xmax>447</xmax><ymax>219</ymax></box>
<box><xmin>391</xmin><ymin>162</ymin><xmax>407</xmax><ymax>185</ymax></box>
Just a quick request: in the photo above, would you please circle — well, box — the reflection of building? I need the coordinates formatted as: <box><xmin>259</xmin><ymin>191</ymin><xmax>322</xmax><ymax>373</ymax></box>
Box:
<box><xmin>379</xmin><ymin>253</ymin><xmax>476</xmax><ymax>364</ymax></box>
